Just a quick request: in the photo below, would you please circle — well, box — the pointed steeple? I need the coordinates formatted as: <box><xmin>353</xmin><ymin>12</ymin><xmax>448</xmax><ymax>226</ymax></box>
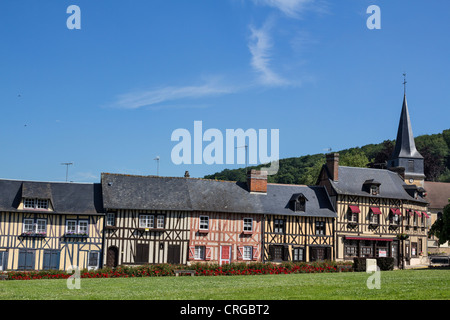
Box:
<box><xmin>387</xmin><ymin>85</ymin><xmax>425</xmax><ymax>186</ymax></box>
<box><xmin>391</xmin><ymin>94</ymin><xmax>423</xmax><ymax>160</ymax></box>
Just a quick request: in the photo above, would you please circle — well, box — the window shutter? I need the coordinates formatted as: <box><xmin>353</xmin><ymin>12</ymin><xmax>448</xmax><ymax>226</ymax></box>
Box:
<box><xmin>237</xmin><ymin>246</ymin><xmax>243</xmax><ymax>260</ymax></box>
<box><xmin>188</xmin><ymin>246</ymin><xmax>195</xmax><ymax>260</ymax></box>
<box><xmin>252</xmin><ymin>246</ymin><xmax>259</xmax><ymax>261</ymax></box>
<box><xmin>205</xmin><ymin>247</ymin><xmax>212</xmax><ymax>261</ymax></box>
<box><xmin>268</xmin><ymin>245</ymin><xmax>275</xmax><ymax>261</ymax></box>
<box><xmin>43</xmin><ymin>251</ymin><xmax>51</xmax><ymax>270</ymax></box>
<box><xmin>326</xmin><ymin>247</ymin><xmax>332</xmax><ymax>260</ymax></box>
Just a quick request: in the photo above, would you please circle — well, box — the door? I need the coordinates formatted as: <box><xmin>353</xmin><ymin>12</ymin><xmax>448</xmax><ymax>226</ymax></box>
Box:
<box><xmin>135</xmin><ymin>243</ymin><xmax>149</xmax><ymax>264</ymax></box>
<box><xmin>168</xmin><ymin>245</ymin><xmax>181</xmax><ymax>264</ymax></box>
<box><xmin>220</xmin><ymin>246</ymin><xmax>231</xmax><ymax>265</ymax></box>
<box><xmin>43</xmin><ymin>250</ymin><xmax>60</xmax><ymax>270</ymax></box>
<box><xmin>106</xmin><ymin>246</ymin><xmax>118</xmax><ymax>268</ymax></box>
<box><xmin>18</xmin><ymin>249</ymin><xmax>35</xmax><ymax>270</ymax></box>
<box><xmin>0</xmin><ymin>251</ymin><xmax>8</xmax><ymax>271</ymax></box>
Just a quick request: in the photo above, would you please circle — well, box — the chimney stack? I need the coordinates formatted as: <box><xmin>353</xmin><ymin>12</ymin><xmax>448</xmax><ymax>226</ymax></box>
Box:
<box><xmin>326</xmin><ymin>153</ymin><xmax>339</xmax><ymax>181</ymax></box>
<box><xmin>247</xmin><ymin>169</ymin><xmax>268</xmax><ymax>193</ymax></box>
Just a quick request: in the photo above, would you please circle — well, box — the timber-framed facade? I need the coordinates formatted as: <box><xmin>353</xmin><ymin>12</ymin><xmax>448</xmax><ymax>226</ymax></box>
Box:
<box><xmin>0</xmin><ymin>180</ymin><xmax>104</xmax><ymax>271</ymax></box>
<box><xmin>101</xmin><ymin>173</ymin><xmax>191</xmax><ymax>267</ymax></box>
<box><xmin>260</xmin><ymin>184</ymin><xmax>336</xmax><ymax>263</ymax></box>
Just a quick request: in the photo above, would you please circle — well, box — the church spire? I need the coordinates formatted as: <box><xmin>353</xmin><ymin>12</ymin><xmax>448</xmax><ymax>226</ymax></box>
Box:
<box><xmin>387</xmin><ymin>76</ymin><xmax>425</xmax><ymax>185</ymax></box>
<box><xmin>391</xmin><ymin>93</ymin><xmax>423</xmax><ymax>160</ymax></box>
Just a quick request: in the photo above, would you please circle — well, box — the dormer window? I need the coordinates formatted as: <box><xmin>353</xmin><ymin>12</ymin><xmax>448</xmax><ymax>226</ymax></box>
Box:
<box><xmin>370</xmin><ymin>185</ymin><xmax>379</xmax><ymax>195</ymax></box>
<box><xmin>23</xmin><ymin>198</ymin><xmax>49</xmax><ymax>210</ymax></box>
<box><xmin>363</xmin><ymin>180</ymin><xmax>381</xmax><ymax>196</ymax></box>
<box><xmin>289</xmin><ymin>193</ymin><xmax>308</xmax><ymax>212</ymax></box>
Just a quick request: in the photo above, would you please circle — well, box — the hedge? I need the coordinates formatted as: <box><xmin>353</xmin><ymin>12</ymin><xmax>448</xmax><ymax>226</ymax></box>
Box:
<box><xmin>353</xmin><ymin>257</ymin><xmax>395</xmax><ymax>272</ymax></box>
<box><xmin>3</xmin><ymin>261</ymin><xmax>353</xmax><ymax>280</ymax></box>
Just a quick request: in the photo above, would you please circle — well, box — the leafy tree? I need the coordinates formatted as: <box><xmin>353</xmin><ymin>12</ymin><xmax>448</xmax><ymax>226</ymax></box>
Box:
<box><xmin>339</xmin><ymin>149</ymin><xmax>370</xmax><ymax>168</ymax></box>
<box><xmin>429</xmin><ymin>203</ymin><xmax>450</xmax><ymax>245</ymax></box>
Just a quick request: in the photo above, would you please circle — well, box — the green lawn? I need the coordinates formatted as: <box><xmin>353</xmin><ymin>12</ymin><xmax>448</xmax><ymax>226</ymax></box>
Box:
<box><xmin>0</xmin><ymin>269</ymin><xmax>448</xmax><ymax>300</ymax></box>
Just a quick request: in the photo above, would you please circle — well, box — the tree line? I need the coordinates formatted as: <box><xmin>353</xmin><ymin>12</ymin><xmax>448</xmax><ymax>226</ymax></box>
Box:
<box><xmin>204</xmin><ymin>129</ymin><xmax>450</xmax><ymax>185</ymax></box>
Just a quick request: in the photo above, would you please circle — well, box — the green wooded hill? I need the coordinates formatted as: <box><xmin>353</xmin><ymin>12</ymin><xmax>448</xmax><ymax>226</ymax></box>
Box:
<box><xmin>203</xmin><ymin>129</ymin><xmax>450</xmax><ymax>185</ymax></box>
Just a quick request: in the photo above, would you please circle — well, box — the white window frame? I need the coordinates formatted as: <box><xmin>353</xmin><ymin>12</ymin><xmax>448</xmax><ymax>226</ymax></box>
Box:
<box><xmin>156</xmin><ymin>215</ymin><xmax>165</xmax><ymax>229</ymax></box>
<box><xmin>78</xmin><ymin>220</ymin><xmax>89</xmax><ymax>235</ymax></box>
<box><xmin>243</xmin><ymin>246</ymin><xmax>253</xmax><ymax>260</ymax></box>
<box><xmin>23</xmin><ymin>198</ymin><xmax>49</xmax><ymax>210</ymax></box>
<box><xmin>293</xmin><ymin>247</ymin><xmax>304</xmax><ymax>262</ymax></box>
<box><xmin>199</xmin><ymin>216</ymin><xmax>209</xmax><ymax>231</ymax></box>
<box><xmin>106</xmin><ymin>213</ymin><xmax>115</xmax><ymax>226</ymax></box>
<box><xmin>24</xmin><ymin>199</ymin><xmax>35</xmax><ymax>209</ymax></box>
<box><xmin>36</xmin><ymin>219</ymin><xmax>47</xmax><ymax>234</ymax></box>
<box><xmin>370</xmin><ymin>213</ymin><xmax>379</xmax><ymax>225</ymax></box>
<box><xmin>66</xmin><ymin>220</ymin><xmax>77</xmax><ymax>234</ymax></box>
<box><xmin>36</xmin><ymin>199</ymin><xmax>48</xmax><ymax>209</ymax></box>
<box><xmin>243</xmin><ymin>218</ymin><xmax>253</xmax><ymax>232</ymax></box>
<box><xmin>315</xmin><ymin>221</ymin><xmax>325</xmax><ymax>235</ymax></box>
<box><xmin>194</xmin><ymin>246</ymin><xmax>205</xmax><ymax>260</ymax></box>
<box><xmin>23</xmin><ymin>219</ymin><xmax>34</xmax><ymax>233</ymax></box>
<box><xmin>139</xmin><ymin>214</ymin><xmax>154</xmax><ymax>229</ymax></box>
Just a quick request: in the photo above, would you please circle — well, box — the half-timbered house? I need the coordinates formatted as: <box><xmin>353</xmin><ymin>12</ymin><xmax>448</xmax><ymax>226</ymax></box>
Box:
<box><xmin>0</xmin><ymin>179</ymin><xmax>104</xmax><ymax>271</ymax></box>
<box><xmin>259</xmin><ymin>182</ymin><xmax>337</xmax><ymax>263</ymax></box>
<box><xmin>101</xmin><ymin>173</ymin><xmax>191</xmax><ymax>267</ymax></box>
<box><xmin>317</xmin><ymin>94</ymin><xmax>429</xmax><ymax>267</ymax></box>
<box><xmin>186</xmin><ymin>177</ymin><xmax>263</xmax><ymax>265</ymax></box>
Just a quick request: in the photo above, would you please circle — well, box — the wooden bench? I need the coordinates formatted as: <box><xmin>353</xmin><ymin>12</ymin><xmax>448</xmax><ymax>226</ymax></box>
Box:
<box><xmin>0</xmin><ymin>274</ymin><xmax>8</xmax><ymax>280</ymax></box>
<box><xmin>174</xmin><ymin>270</ymin><xmax>196</xmax><ymax>277</ymax></box>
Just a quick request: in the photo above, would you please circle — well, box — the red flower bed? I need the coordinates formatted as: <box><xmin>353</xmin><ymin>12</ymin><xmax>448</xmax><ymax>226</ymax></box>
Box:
<box><xmin>3</xmin><ymin>261</ymin><xmax>352</xmax><ymax>280</ymax></box>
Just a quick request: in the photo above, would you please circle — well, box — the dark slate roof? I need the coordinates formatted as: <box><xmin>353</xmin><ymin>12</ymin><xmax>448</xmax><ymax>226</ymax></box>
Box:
<box><xmin>101</xmin><ymin>173</ymin><xmax>192</xmax><ymax>211</ymax></box>
<box><xmin>101</xmin><ymin>173</ymin><xmax>337</xmax><ymax>218</ymax></box>
<box><xmin>0</xmin><ymin>179</ymin><xmax>104</xmax><ymax>215</ymax></box>
<box><xmin>329</xmin><ymin>166</ymin><xmax>427</xmax><ymax>204</ymax></box>
<box><xmin>391</xmin><ymin>95</ymin><xmax>423</xmax><ymax>159</ymax></box>
<box><xmin>260</xmin><ymin>184</ymin><xmax>336</xmax><ymax>218</ymax></box>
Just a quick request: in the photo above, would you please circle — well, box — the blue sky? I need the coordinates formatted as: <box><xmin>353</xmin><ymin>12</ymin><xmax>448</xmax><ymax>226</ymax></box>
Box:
<box><xmin>1</xmin><ymin>0</ymin><xmax>449</xmax><ymax>183</ymax></box>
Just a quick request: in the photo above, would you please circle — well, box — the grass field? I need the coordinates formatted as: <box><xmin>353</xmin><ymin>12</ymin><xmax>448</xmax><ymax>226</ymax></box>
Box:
<box><xmin>0</xmin><ymin>269</ymin><xmax>448</xmax><ymax>300</ymax></box>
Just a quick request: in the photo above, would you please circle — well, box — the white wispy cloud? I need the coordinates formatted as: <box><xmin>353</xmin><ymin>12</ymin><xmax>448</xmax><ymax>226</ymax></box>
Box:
<box><xmin>248</xmin><ymin>18</ymin><xmax>289</xmax><ymax>87</ymax></box>
<box><xmin>251</xmin><ymin>0</ymin><xmax>315</xmax><ymax>18</ymax></box>
<box><xmin>111</xmin><ymin>79</ymin><xmax>235</xmax><ymax>110</ymax></box>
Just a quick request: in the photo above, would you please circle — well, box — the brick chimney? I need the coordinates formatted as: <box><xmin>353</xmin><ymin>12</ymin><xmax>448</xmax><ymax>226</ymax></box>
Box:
<box><xmin>326</xmin><ymin>153</ymin><xmax>339</xmax><ymax>181</ymax></box>
<box><xmin>247</xmin><ymin>170</ymin><xmax>268</xmax><ymax>193</ymax></box>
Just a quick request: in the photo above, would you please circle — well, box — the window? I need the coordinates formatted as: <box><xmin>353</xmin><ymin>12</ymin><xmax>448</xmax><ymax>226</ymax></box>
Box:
<box><xmin>66</xmin><ymin>220</ymin><xmax>77</xmax><ymax>234</ymax></box>
<box><xmin>369</xmin><ymin>213</ymin><xmax>379</xmax><ymax>225</ymax></box>
<box><xmin>243</xmin><ymin>218</ymin><xmax>253</xmax><ymax>232</ymax></box>
<box><xmin>344</xmin><ymin>240</ymin><xmax>358</xmax><ymax>257</ymax></box>
<box><xmin>293</xmin><ymin>247</ymin><xmax>304</xmax><ymax>262</ymax></box>
<box><xmin>23</xmin><ymin>198</ymin><xmax>49</xmax><ymax>210</ymax></box>
<box><xmin>36</xmin><ymin>219</ymin><xmax>47</xmax><ymax>233</ymax></box>
<box><xmin>43</xmin><ymin>250</ymin><xmax>60</xmax><ymax>270</ymax></box>
<box><xmin>88</xmin><ymin>251</ymin><xmax>100</xmax><ymax>269</ymax></box>
<box><xmin>199</xmin><ymin>216</ymin><xmax>209</xmax><ymax>231</ymax></box>
<box><xmin>295</xmin><ymin>198</ymin><xmax>306</xmax><ymax>212</ymax></box>
<box><xmin>370</xmin><ymin>185</ymin><xmax>379</xmax><ymax>195</ymax></box>
<box><xmin>408</xmin><ymin>160</ymin><xmax>414</xmax><ymax>172</ymax></box>
<box><xmin>66</xmin><ymin>220</ymin><xmax>88</xmax><ymax>235</ymax></box>
<box><xmin>36</xmin><ymin>199</ymin><xmax>48</xmax><ymax>209</ymax></box>
<box><xmin>194</xmin><ymin>246</ymin><xmax>205</xmax><ymax>260</ymax></box>
<box><xmin>274</xmin><ymin>219</ymin><xmax>284</xmax><ymax>234</ymax></box>
<box><xmin>106</xmin><ymin>213</ymin><xmax>115</xmax><ymax>226</ymax></box>
<box><xmin>78</xmin><ymin>221</ymin><xmax>88</xmax><ymax>235</ymax></box>
<box><xmin>139</xmin><ymin>215</ymin><xmax>154</xmax><ymax>229</ymax></box>
<box><xmin>22</xmin><ymin>218</ymin><xmax>47</xmax><ymax>235</ymax></box>
<box><xmin>243</xmin><ymin>246</ymin><xmax>253</xmax><ymax>260</ymax></box>
<box><xmin>156</xmin><ymin>215</ymin><xmax>165</xmax><ymax>229</ymax></box>
<box><xmin>24</xmin><ymin>199</ymin><xmax>35</xmax><ymax>209</ymax></box>
<box><xmin>23</xmin><ymin>219</ymin><xmax>34</xmax><ymax>233</ymax></box>
<box><xmin>315</xmin><ymin>221</ymin><xmax>325</xmax><ymax>235</ymax></box>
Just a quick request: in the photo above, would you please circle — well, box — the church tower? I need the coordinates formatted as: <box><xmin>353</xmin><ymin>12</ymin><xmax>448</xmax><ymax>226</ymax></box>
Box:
<box><xmin>387</xmin><ymin>85</ymin><xmax>425</xmax><ymax>186</ymax></box>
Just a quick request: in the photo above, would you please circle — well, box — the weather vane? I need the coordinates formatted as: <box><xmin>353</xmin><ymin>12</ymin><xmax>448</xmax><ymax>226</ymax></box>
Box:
<box><xmin>403</xmin><ymin>73</ymin><xmax>407</xmax><ymax>95</ymax></box>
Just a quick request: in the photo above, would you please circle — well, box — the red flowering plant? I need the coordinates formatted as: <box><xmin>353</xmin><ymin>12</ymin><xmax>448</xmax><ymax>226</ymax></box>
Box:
<box><xmin>4</xmin><ymin>260</ymin><xmax>352</xmax><ymax>280</ymax></box>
